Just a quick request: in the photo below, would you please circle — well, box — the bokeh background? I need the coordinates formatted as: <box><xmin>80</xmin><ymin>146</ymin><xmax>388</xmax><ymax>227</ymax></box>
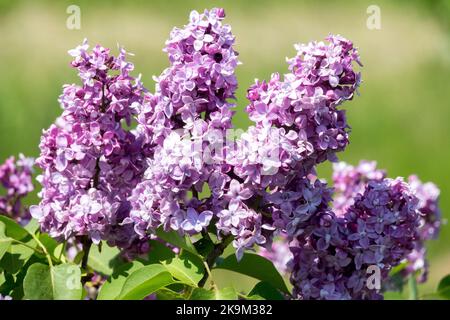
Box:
<box><xmin>0</xmin><ymin>0</ymin><xmax>449</xmax><ymax>298</ymax></box>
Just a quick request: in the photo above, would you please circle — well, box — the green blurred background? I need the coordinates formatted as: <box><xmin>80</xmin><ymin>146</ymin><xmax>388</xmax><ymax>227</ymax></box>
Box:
<box><xmin>0</xmin><ymin>0</ymin><xmax>449</xmax><ymax>298</ymax></box>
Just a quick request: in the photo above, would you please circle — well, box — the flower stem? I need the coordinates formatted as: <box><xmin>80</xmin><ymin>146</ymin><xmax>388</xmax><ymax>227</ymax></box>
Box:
<box><xmin>80</xmin><ymin>236</ymin><xmax>92</xmax><ymax>270</ymax></box>
<box><xmin>408</xmin><ymin>275</ymin><xmax>418</xmax><ymax>300</ymax></box>
<box><xmin>198</xmin><ymin>234</ymin><xmax>233</xmax><ymax>288</ymax></box>
<box><xmin>29</xmin><ymin>232</ymin><xmax>54</xmax><ymax>268</ymax></box>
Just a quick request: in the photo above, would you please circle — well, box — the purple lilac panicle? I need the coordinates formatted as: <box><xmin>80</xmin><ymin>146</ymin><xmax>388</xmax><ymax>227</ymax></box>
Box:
<box><xmin>0</xmin><ymin>154</ymin><xmax>34</xmax><ymax>223</ymax></box>
<box><xmin>331</xmin><ymin>161</ymin><xmax>441</xmax><ymax>284</ymax></box>
<box><xmin>31</xmin><ymin>40</ymin><xmax>148</xmax><ymax>251</ymax></box>
<box><xmin>403</xmin><ymin>175</ymin><xmax>441</xmax><ymax>282</ymax></box>
<box><xmin>289</xmin><ymin>178</ymin><xmax>420</xmax><ymax>300</ymax></box>
<box><xmin>246</xmin><ymin>35</ymin><xmax>361</xmax><ymax>168</ymax></box>
<box><xmin>128</xmin><ymin>8</ymin><xmax>263</xmax><ymax>255</ymax></box>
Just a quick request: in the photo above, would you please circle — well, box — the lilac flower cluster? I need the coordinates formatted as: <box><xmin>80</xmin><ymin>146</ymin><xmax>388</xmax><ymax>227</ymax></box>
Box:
<box><xmin>30</xmin><ymin>40</ymin><xmax>148</xmax><ymax>251</ymax></box>
<box><xmin>289</xmin><ymin>178</ymin><xmax>420</xmax><ymax>300</ymax></box>
<box><xmin>127</xmin><ymin>8</ymin><xmax>272</xmax><ymax>258</ymax></box>
<box><xmin>246</xmin><ymin>35</ymin><xmax>362</xmax><ymax>168</ymax></box>
<box><xmin>0</xmin><ymin>154</ymin><xmax>34</xmax><ymax>223</ymax></box>
<box><xmin>331</xmin><ymin>161</ymin><xmax>441</xmax><ymax>284</ymax></box>
<box><xmin>135</xmin><ymin>7</ymin><xmax>238</xmax><ymax>150</ymax></box>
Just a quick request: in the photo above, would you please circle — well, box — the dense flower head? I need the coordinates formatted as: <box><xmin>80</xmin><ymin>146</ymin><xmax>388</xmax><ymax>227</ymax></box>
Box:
<box><xmin>128</xmin><ymin>8</ymin><xmax>257</xmax><ymax>254</ymax></box>
<box><xmin>331</xmin><ymin>161</ymin><xmax>442</xmax><ymax>284</ymax></box>
<box><xmin>136</xmin><ymin>7</ymin><xmax>239</xmax><ymax>150</ymax></box>
<box><xmin>290</xmin><ymin>178</ymin><xmax>420</xmax><ymax>300</ymax></box>
<box><xmin>31</xmin><ymin>40</ymin><xmax>148</xmax><ymax>250</ymax></box>
<box><xmin>246</xmin><ymin>35</ymin><xmax>361</xmax><ymax>168</ymax></box>
<box><xmin>0</xmin><ymin>154</ymin><xmax>34</xmax><ymax>223</ymax></box>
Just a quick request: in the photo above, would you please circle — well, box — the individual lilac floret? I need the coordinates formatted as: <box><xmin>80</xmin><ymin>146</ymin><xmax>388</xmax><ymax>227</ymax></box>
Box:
<box><xmin>246</xmin><ymin>35</ymin><xmax>361</xmax><ymax>168</ymax></box>
<box><xmin>289</xmin><ymin>178</ymin><xmax>420</xmax><ymax>300</ymax></box>
<box><xmin>0</xmin><ymin>154</ymin><xmax>34</xmax><ymax>223</ymax></box>
<box><xmin>332</xmin><ymin>161</ymin><xmax>386</xmax><ymax>216</ymax></box>
<box><xmin>31</xmin><ymin>40</ymin><xmax>147</xmax><ymax>251</ymax></box>
<box><xmin>0</xmin><ymin>294</ymin><xmax>12</xmax><ymax>300</ymax></box>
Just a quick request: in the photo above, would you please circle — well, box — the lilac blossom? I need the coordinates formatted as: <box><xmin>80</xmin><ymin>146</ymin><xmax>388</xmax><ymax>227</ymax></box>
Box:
<box><xmin>128</xmin><ymin>8</ymin><xmax>271</xmax><ymax>258</ymax></box>
<box><xmin>331</xmin><ymin>161</ymin><xmax>442</xmax><ymax>284</ymax></box>
<box><xmin>246</xmin><ymin>35</ymin><xmax>362</xmax><ymax>168</ymax></box>
<box><xmin>402</xmin><ymin>175</ymin><xmax>441</xmax><ymax>283</ymax></box>
<box><xmin>289</xmin><ymin>178</ymin><xmax>420</xmax><ymax>300</ymax></box>
<box><xmin>0</xmin><ymin>154</ymin><xmax>34</xmax><ymax>224</ymax></box>
<box><xmin>31</xmin><ymin>40</ymin><xmax>148</xmax><ymax>252</ymax></box>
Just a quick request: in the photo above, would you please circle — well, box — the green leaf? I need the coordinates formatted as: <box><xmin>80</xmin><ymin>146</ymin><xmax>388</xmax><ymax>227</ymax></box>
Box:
<box><xmin>1</xmin><ymin>239</ymin><xmax>36</xmax><ymax>274</ymax></box>
<box><xmin>0</xmin><ymin>216</ymin><xmax>28</xmax><ymax>240</ymax></box>
<box><xmin>162</xmin><ymin>252</ymin><xmax>204</xmax><ymax>287</ymax></box>
<box><xmin>87</xmin><ymin>241</ymin><xmax>122</xmax><ymax>276</ymax></box>
<box><xmin>97</xmin><ymin>261</ymin><xmax>144</xmax><ymax>300</ymax></box>
<box><xmin>0</xmin><ymin>222</ymin><xmax>12</xmax><ymax>260</ymax></box>
<box><xmin>215</xmin><ymin>253</ymin><xmax>289</xmax><ymax>294</ymax></box>
<box><xmin>155</xmin><ymin>288</ymin><xmax>184</xmax><ymax>300</ymax></box>
<box><xmin>155</xmin><ymin>228</ymin><xmax>199</xmax><ymax>256</ymax></box>
<box><xmin>146</xmin><ymin>240</ymin><xmax>176</xmax><ymax>264</ymax></box>
<box><xmin>118</xmin><ymin>264</ymin><xmax>175</xmax><ymax>300</ymax></box>
<box><xmin>437</xmin><ymin>274</ymin><xmax>450</xmax><ymax>299</ymax></box>
<box><xmin>8</xmin><ymin>254</ymin><xmax>46</xmax><ymax>300</ymax></box>
<box><xmin>24</xmin><ymin>219</ymin><xmax>39</xmax><ymax>235</ymax></box>
<box><xmin>190</xmin><ymin>287</ymin><xmax>237</xmax><ymax>300</ymax></box>
<box><xmin>23</xmin><ymin>263</ymin><xmax>82</xmax><ymax>300</ymax></box>
<box><xmin>248</xmin><ymin>281</ymin><xmax>284</xmax><ymax>300</ymax></box>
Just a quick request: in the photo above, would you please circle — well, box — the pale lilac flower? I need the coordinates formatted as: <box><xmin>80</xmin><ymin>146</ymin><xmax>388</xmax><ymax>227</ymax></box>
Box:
<box><xmin>32</xmin><ymin>40</ymin><xmax>148</xmax><ymax>253</ymax></box>
<box><xmin>181</xmin><ymin>208</ymin><xmax>213</xmax><ymax>233</ymax></box>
